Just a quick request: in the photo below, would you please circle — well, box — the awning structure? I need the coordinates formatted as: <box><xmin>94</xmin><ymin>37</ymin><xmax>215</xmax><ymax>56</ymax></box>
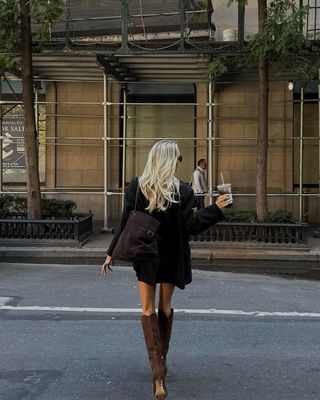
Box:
<box><xmin>29</xmin><ymin>0</ymin><xmax>244</xmax><ymax>83</ymax></box>
<box><xmin>97</xmin><ymin>53</ymin><xmax>210</xmax><ymax>82</ymax></box>
<box><xmin>32</xmin><ymin>54</ymin><xmax>103</xmax><ymax>82</ymax></box>
<box><xmin>32</xmin><ymin>53</ymin><xmax>211</xmax><ymax>83</ymax></box>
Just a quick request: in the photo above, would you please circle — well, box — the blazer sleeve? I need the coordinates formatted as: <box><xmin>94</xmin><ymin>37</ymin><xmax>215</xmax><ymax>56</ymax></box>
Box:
<box><xmin>107</xmin><ymin>177</ymin><xmax>137</xmax><ymax>256</ymax></box>
<box><xmin>180</xmin><ymin>183</ymin><xmax>225</xmax><ymax>235</ymax></box>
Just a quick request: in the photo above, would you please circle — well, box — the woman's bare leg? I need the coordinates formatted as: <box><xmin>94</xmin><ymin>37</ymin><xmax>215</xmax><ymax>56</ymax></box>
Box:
<box><xmin>138</xmin><ymin>281</ymin><xmax>156</xmax><ymax>316</ymax></box>
<box><xmin>158</xmin><ymin>283</ymin><xmax>175</xmax><ymax>316</ymax></box>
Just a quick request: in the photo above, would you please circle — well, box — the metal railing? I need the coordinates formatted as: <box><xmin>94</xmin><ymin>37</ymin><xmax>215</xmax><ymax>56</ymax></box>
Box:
<box><xmin>191</xmin><ymin>221</ymin><xmax>308</xmax><ymax>244</ymax></box>
<box><xmin>0</xmin><ymin>213</ymin><xmax>93</xmax><ymax>242</ymax></box>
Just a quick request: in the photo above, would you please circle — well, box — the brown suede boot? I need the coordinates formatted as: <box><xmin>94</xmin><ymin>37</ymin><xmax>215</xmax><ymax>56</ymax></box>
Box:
<box><xmin>141</xmin><ymin>314</ymin><xmax>167</xmax><ymax>400</ymax></box>
<box><xmin>158</xmin><ymin>309</ymin><xmax>174</xmax><ymax>375</ymax></box>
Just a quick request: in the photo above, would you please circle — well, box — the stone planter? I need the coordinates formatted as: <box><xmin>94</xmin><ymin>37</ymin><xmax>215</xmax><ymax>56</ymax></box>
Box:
<box><xmin>191</xmin><ymin>221</ymin><xmax>309</xmax><ymax>245</ymax></box>
<box><xmin>0</xmin><ymin>213</ymin><xmax>93</xmax><ymax>245</ymax></box>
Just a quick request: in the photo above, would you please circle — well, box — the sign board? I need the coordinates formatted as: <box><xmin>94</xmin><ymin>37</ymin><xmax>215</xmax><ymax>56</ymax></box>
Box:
<box><xmin>2</xmin><ymin>117</ymin><xmax>26</xmax><ymax>169</ymax></box>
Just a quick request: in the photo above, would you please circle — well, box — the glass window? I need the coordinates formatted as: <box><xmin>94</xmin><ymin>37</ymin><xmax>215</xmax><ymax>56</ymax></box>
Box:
<box><xmin>293</xmin><ymin>81</ymin><xmax>319</xmax><ymax>188</ymax></box>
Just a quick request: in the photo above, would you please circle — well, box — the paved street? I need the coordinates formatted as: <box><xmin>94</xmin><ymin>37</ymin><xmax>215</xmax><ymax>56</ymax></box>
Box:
<box><xmin>1</xmin><ymin>263</ymin><xmax>320</xmax><ymax>400</ymax></box>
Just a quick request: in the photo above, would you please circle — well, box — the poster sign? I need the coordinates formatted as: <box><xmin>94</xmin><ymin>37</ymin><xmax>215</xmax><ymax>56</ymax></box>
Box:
<box><xmin>2</xmin><ymin>117</ymin><xmax>26</xmax><ymax>169</ymax></box>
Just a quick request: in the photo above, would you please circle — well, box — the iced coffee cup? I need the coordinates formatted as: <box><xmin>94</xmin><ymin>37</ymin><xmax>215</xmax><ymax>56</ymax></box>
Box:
<box><xmin>217</xmin><ymin>183</ymin><xmax>233</xmax><ymax>208</ymax></box>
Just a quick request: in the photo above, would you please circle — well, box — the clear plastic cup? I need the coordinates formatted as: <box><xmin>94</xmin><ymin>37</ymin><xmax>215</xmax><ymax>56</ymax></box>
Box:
<box><xmin>217</xmin><ymin>183</ymin><xmax>233</xmax><ymax>208</ymax></box>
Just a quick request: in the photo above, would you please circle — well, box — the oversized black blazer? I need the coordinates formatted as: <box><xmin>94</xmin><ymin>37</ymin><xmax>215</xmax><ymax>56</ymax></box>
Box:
<box><xmin>107</xmin><ymin>177</ymin><xmax>225</xmax><ymax>289</ymax></box>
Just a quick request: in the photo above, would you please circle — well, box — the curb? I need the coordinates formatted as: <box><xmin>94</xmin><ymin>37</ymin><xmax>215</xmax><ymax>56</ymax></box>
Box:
<box><xmin>1</xmin><ymin>245</ymin><xmax>319</xmax><ymax>274</ymax></box>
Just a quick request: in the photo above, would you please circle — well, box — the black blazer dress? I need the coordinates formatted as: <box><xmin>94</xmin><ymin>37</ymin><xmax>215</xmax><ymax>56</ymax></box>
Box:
<box><xmin>107</xmin><ymin>177</ymin><xmax>225</xmax><ymax>290</ymax></box>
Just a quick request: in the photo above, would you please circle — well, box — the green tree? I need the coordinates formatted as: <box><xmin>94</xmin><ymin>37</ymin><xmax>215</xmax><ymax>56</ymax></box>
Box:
<box><xmin>0</xmin><ymin>0</ymin><xmax>64</xmax><ymax>219</ymax></box>
<box><xmin>209</xmin><ymin>0</ymin><xmax>320</xmax><ymax>221</ymax></box>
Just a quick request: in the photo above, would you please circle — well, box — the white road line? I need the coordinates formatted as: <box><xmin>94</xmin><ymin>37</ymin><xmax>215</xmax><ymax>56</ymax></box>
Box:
<box><xmin>1</xmin><ymin>305</ymin><xmax>320</xmax><ymax>318</ymax></box>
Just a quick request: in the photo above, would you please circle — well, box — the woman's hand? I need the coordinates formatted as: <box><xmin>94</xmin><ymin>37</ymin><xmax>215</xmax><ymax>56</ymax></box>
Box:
<box><xmin>215</xmin><ymin>194</ymin><xmax>230</xmax><ymax>209</ymax></box>
<box><xmin>101</xmin><ymin>255</ymin><xmax>113</xmax><ymax>274</ymax></box>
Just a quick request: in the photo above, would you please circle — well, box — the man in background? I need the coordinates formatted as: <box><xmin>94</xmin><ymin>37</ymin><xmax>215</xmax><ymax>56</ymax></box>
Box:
<box><xmin>190</xmin><ymin>159</ymin><xmax>208</xmax><ymax>209</ymax></box>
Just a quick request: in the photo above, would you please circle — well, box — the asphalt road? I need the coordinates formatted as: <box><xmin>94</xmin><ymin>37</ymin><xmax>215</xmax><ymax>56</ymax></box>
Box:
<box><xmin>1</xmin><ymin>263</ymin><xmax>320</xmax><ymax>400</ymax></box>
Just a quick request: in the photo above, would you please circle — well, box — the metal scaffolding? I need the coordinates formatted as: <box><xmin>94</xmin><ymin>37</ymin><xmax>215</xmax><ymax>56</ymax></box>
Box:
<box><xmin>1</xmin><ymin>71</ymin><xmax>320</xmax><ymax>228</ymax></box>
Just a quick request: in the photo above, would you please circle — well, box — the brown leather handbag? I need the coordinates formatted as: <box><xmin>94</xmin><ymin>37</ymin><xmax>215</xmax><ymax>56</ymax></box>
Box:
<box><xmin>112</xmin><ymin>182</ymin><xmax>160</xmax><ymax>262</ymax></box>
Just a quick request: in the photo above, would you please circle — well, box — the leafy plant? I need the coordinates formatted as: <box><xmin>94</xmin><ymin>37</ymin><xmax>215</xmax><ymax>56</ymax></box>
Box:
<box><xmin>208</xmin><ymin>58</ymin><xmax>229</xmax><ymax>81</ymax></box>
<box><xmin>0</xmin><ymin>0</ymin><xmax>64</xmax><ymax>219</ymax></box>
<box><xmin>209</xmin><ymin>0</ymin><xmax>319</xmax><ymax>223</ymax></box>
<box><xmin>0</xmin><ymin>194</ymin><xmax>15</xmax><ymax>214</ymax></box>
<box><xmin>41</xmin><ymin>199</ymin><xmax>77</xmax><ymax>219</ymax></box>
<box><xmin>264</xmin><ymin>209</ymin><xmax>293</xmax><ymax>223</ymax></box>
<box><xmin>30</xmin><ymin>0</ymin><xmax>65</xmax><ymax>44</ymax></box>
<box><xmin>208</xmin><ymin>0</ymin><xmax>320</xmax><ymax>85</ymax></box>
<box><xmin>0</xmin><ymin>194</ymin><xmax>27</xmax><ymax>214</ymax></box>
<box><xmin>225</xmin><ymin>209</ymin><xmax>293</xmax><ymax>223</ymax></box>
<box><xmin>225</xmin><ymin>211</ymin><xmax>257</xmax><ymax>223</ymax></box>
<box><xmin>0</xmin><ymin>194</ymin><xmax>77</xmax><ymax>219</ymax></box>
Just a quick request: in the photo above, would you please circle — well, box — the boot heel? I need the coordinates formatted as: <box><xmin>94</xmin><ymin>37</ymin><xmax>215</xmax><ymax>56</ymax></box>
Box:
<box><xmin>154</xmin><ymin>379</ymin><xmax>167</xmax><ymax>400</ymax></box>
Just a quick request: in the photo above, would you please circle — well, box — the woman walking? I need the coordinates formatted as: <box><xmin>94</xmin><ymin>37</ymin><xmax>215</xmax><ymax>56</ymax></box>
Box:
<box><xmin>102</xmin><ymin>140</ymin><xmax>229</xmax><ymax>399</ymax></box>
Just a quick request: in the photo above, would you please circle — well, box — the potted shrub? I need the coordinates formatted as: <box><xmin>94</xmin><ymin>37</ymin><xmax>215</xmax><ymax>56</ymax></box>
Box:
<box><xmin>0</xmin><ymin>194</ymin><xmax>93</xmax><ymax>244</ymax></box>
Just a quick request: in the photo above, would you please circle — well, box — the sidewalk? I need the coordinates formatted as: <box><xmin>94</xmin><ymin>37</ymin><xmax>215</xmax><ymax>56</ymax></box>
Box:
<box><xmin>1</xmin><ymin>225</ymin><xmax>320</xmax><ymax>276</ymax></box>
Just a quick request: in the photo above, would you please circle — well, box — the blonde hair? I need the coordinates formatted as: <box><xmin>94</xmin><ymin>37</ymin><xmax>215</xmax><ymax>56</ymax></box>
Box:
<box><xmin>139</xmin><ymin>140</ymin><xmax>181</xmax><ymax>212</ymax></box>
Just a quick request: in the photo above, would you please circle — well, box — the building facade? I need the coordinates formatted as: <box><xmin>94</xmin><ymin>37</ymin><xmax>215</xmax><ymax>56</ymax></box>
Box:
<box><xmin>1</xmin><ymin>0</ymin><xmax>320</xmax><ymax>228</ymax></box>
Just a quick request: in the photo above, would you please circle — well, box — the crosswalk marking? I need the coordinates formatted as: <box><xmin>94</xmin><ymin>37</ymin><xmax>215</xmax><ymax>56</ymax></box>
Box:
<box><xmin>1</xmin><ymin>305</ymin><xmax>320</xmax><ymax>318</ymax></box>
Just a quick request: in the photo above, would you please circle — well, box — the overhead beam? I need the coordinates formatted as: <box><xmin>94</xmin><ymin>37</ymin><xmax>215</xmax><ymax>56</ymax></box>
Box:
<box><xmin>96</xmin><ymin>54</ymin><xmax>136</xmax><ymax>81</ymax></box>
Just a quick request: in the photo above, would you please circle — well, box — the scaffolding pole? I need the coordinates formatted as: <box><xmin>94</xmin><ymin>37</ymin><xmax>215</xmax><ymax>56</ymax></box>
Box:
<box><xmin>121</xmin><ymin>88</ymin><xmax>127</xmax><ymax>209</ymax></box>
<box><xmin>299</xmin><ymin>87</ymin><xmax>304</xmax><ymax>221</ymax></box>
<box><xmin>208</xmin><ymin>79</ymin><xmax>213</xmax><ymax>205</ymax></box>
<box><xmin>102</xmin><ymin>71</ymin><xmax>112</xmax><ymax>232</ymax></box>
<box><xmin>212</xmin><ymin>82</ymin><xmax>217</xmax><ymax>197</ymax></box>
<box><xmin>2</xmin><ymin>75</ymin><xmax>320</xmax><ymax>227</ymax></box>
<box><xmin>318</xmin><ymin>69</ymin><xmax>320</xmax><ymax>227</ymax></box>
<box><xmin>35</xmin><ymin>86</ymin><xmax>39</xmax><ymax>135</ymax></box>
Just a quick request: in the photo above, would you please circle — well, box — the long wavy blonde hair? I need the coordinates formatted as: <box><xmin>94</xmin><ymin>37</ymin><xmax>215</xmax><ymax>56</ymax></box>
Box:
<box><xmin>139</xmin><ymin>140</ymin><xmax>181</xmax><ymax>212</ymax></box>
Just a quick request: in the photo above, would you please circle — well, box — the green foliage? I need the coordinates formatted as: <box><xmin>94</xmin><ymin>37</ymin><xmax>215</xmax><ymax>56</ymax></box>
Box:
<box><xmin>208</xmin><ymin>58</ymin><xmax>229</xmax><ymax>81</ymax></box>
<box><xmin>248</xmin><ymin>0</ymin><xmax>308</xmax><ymax>62</ymax></box>
<box><xmin>0</xmin><ymin>194</ymin><xmax>77</xmax><ymax>219</ymax></box>
<box><xmin>0</xmin><ymin>0</ymin><xmax>64</xmax><ymax>74</ymax></box>
<box><xmin>0</xmin><ymin>194</ymin><xmax>27</xmax><ymax>215</ymax></box>
<box><xmin>0</xmin><ymin>194</ymin><xmax>13</xmax><ymax>212</ymax></box>
<box><xmin>225</xmin><ymin>209</ymin><xmax>293</xmax><ymax>223</ymax></box>
<box><xmin>225</xmin><ymin>210</ymin><xmax>257</xmax><ymax>223</ymax></box>
<box><xmin>40</xmin><ymin>199</ymin><xmax>77</xmax><ymax>219</ymax></box>
<box><xmin>264</xmin><ymin>209</ymin><xmax>293</xmax><ymax>223</ymax></box>
<box><xmin>208</xmin><ymin>53</ymin><xmax>247</xmax><ymax>81</ymax></box>
<box><xmin>0</xmin><ymin>54</ymin><xmax>19</xmax><ymax>74</ymax></box>
<box><xmin>209</xmin><ymin>0</ymin><xmax>320</xmax><ymax>85</ymax></box>
<box><xmin>0</xmin><ymin>1</ymin><xmax>19</xmax><ymax>52</ymax></box>
<box><xmin>30</xmin><ymin>0</ymin><xmax>65</xmax><ymax>44</ymax></box>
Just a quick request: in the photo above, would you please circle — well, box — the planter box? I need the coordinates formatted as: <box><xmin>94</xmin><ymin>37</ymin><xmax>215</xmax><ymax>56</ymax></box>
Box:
<box><xmin>0</xmin><ymin>213</ymin><xmax>93</xmax><ymax>245</ymax></box>
<box><xmin>191</xmin><ymin>221</ymin><xmax>309</xmax><ymax>245</ymax></box>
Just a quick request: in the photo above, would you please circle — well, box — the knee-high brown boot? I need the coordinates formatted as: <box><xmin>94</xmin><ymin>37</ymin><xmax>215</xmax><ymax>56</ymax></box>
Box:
<box><xmin>158</xmin><ymin>309</ymin><xmax>174</xmax><ymax>375</ymax></box>
<box><xmin>141</xmin><ymin>314</ymin><xmax>167</xmax><ymax>400</ymax></box>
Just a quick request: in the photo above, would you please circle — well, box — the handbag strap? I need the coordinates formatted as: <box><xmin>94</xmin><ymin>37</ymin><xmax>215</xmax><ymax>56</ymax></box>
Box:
<box><xmin>134</xmin><ymin>178</ymin><xmax>151</xmax><ymax>214</ymax></box>
<box><xmin>134</xmin><ymin>178</ymin><xmax>140</xmax><ymax>212</ymax></box>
